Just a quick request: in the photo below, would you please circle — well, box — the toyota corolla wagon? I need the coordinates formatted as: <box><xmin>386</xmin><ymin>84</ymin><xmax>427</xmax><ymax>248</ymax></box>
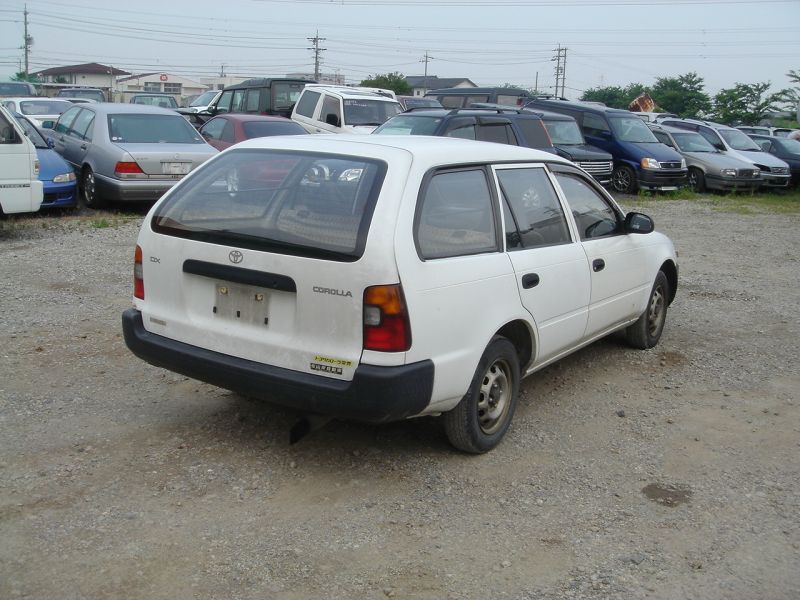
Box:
<box><xmin>122</xmin><ymin>135</ymin><xmax>678</xmax><ymax>453</ymax></box>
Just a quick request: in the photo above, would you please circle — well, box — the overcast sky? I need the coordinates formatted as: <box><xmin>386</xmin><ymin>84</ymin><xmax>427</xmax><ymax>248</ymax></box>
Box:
<box><xmin>1</xmin><ymin>0</ymin><xmax>798</xmax><ymax>99</ymax></box>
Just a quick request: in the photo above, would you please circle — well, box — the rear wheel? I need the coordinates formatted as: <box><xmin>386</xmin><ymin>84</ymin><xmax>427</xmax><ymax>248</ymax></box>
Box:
<box><xmin>82</xmin><ymin>167</ymin><xmax>106</xmax><ymax>209</ymax></box>
<box><xmin>688</xmin><ymin>167</ymin><xmax>706</xmax><ymax>192</ymax></box>
<box><xmin>611</xmin><ymin>165</ymin><xmax>638</xmax><ymax>194</ymax></box>
<box><xmin>443</xmin><ymin>336</ymin><xmax>520</xmax><ymax>454</ymax></box>
<box><xmin>626</xmin><ymin>271</ymin><xmax>669</xmax><ymax>349</ymax></box>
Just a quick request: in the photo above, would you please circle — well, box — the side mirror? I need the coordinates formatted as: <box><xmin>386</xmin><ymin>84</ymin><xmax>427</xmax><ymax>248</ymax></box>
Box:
<box><xmin>624</xmin><ymin>212</ymin><xmax>654</xmax><ymax>234</ymax></box>
<box><xmin>325</xmin><ymin>113</ymin><xmax>341</xmax><ymax>128</ymax></box>
<box><xmin>47</xmin><ymin>137</ymin><xmax>55</xmax><ymax>149</ymax></box>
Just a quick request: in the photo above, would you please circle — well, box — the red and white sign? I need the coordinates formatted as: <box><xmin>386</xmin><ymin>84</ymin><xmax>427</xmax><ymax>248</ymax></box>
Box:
<box><xmin>159</xmin><ymin>74</ymin><xmax>168</xmax><ymax>82</ymax></box>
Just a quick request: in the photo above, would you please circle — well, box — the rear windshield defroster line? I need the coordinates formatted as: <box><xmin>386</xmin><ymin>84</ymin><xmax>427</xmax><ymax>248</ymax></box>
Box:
<box><xmin>183</xmin><ymin>260</ymin><xmax>297</xmax><ymax>292</ymax></box>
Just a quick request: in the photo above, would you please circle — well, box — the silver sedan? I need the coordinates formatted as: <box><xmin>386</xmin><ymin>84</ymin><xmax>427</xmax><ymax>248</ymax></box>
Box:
<box><xmin>49</xmin><ymin>103</ymin><xmax>218</xmax><ymax>208</ymax></box>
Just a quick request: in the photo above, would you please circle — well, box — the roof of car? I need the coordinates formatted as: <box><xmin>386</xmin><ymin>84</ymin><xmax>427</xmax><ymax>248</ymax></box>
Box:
<box><xmin>232</xmin><ymin>133</ymin><xmax>571</xmax><ymax>166</ymax></box>
<box><xmin>527</xmin><ymin>98</ymin><xmax>632</xmax><ymax>116</ymax></box>
<box><xmin>208</xmin><ymin>114</ymin><xmax>295</xmax><ymax>123</ymax></box>
<box><xmin>426</xmin><ymin>86</ymin><xmax>531</xmax><ymax>95</ymax></box>
<box><xmin>1</xmin><ymin>96</ymin><xmax>66</xmax><ymax>103</ymax></box>
<box><xmin>76</xmin><ymin>103</ymin><xmax>183</xmax><ymax>116</ymax></box>
<box><xmin>662</xmin><ymin>117</ymin><xmax>736</xmax><ymax>131</ymax></box>
<box><xmin>391</xmin><ymin>108</ymin><xmax>543</xmax><ymax>119</ymax></box>
<box><xmin>303</xmin><ymin>85</ymin><xmax>398</xmax><ymax>101</ymax></box>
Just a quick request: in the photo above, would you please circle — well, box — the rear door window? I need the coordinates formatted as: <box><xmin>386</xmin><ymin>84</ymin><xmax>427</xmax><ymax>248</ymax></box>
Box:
<box><xmin>54</xmin><ymin>106</ymin><xmax>82</xmax><ymax>135</ymax></box>
<box><xmin>245</xmin><ymin>89</ymin><xmax>262</xmax><ymax>112</ymax></box>
<box><xmin>151</xmin><ymin>149</ymin><xmax>387</xmax><ymax>261</ymax></box>
<box><xmin>476</xmin><ymin>122</ymin><xmax>516</xmax><ymax>145</ymax></box>
<box><xmin>582</xmin><ymin>113</ymin><xmax>610</xmax><ymax>137</ymax></box>
<box><xmin>496</xmin><ymin>167</ymin><xmax>571</xmax><ymax>249</ymax></box>
<box><xmin>295</xmin><ymin>91</ymin><xmax>321</xmax><ymax>117</ymax></box>
<box><xmin>68</xmin><ymin>109</ymin><xmax>95</xmax><ymax>141</ymax></box>
<box><xmin>515</xmin><ymin>118</ymin><xmax>552</xmax><ymax>148</ymax></box>
<box><xmin>415</xmin><ymin>168</ymin><xmax>499</xmax><ymax>259</ymax></box>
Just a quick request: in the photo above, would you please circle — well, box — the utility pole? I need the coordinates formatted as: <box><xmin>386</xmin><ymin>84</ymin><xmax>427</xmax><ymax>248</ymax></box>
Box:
<box><xmin>420</xmin><ymin>51</ymin><xmax>433</xmax><ymax>94</ymax></box>
<box><xmin>219</xmin><ymin>64</ymin><xmax>226</xmax><ymax>77</ymax></box>
<box><xmin>307</xmin><ymin>31</ymin><xmax>326</xmax><ymax>81</ymax></box>
<box><xmin>552</xmin><ymin>45</ymin><xmax>567</xmax><ymax>99</ymax></box>
<box><xmin>534</xmin><ymin>71</ymin><xmax>539</xmax><ymax>96</ymax></box>
<box><xmin>22</xmin><ymin>4</ymin><xmax>33</xmax><ymax>77</ymax></box>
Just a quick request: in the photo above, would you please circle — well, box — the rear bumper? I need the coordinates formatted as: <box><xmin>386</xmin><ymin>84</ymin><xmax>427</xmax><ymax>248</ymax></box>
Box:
<box><xmin>122</xmin><ymin>309</ymin><xmax>434</xmax><ymax>423</ymax></box>
<box><xmin>96</xmin><ymin>174</ymin><xmax>180</xmax><ymax>203</ymax></box>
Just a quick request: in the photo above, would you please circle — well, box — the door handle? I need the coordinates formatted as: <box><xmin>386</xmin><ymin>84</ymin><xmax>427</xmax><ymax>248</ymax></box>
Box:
<box><xmin>592</xmin><ymin>259</ymin><xmax>605</xmax><ymax>272</ymax></box>
<box><xmin>521</xmin><ymin>273</ymin><xmax>540</xmax><ymax>289</ymax></box>
<box><xmin>80</xmin><ymin>144</ymin><xmax>87</xmax><ymax>150</ymax></box>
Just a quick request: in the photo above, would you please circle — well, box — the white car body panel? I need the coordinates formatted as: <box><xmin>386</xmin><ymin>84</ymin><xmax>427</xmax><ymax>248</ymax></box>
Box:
<box><xmin>0</xmin><ymin>104</ymin><xmax>43</xmax><ymax>214</ymax></box>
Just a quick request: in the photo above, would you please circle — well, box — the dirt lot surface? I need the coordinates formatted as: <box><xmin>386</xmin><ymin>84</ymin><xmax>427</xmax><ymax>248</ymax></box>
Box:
<box><xmin>1</xmin><ymin>198</ymin><xmax>798</xmax><ymax>599</ymax></box>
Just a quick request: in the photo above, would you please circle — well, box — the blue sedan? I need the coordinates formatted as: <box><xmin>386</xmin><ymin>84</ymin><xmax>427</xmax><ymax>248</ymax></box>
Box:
<box><xmin>14</xmin><ymin>113</ymin><xmax>77</xmax><ymax>208</ymax></box>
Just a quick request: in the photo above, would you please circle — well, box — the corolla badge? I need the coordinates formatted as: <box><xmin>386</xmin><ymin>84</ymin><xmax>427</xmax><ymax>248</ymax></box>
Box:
<box><xmin>229</xmin><ymin>250</ymin><xmax>243</xmax><ymax>264</ymax></box>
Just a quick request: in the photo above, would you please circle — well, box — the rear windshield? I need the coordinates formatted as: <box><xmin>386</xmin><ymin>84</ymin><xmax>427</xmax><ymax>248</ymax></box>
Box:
<box><xmin>189</xmin><ymin>91</ymin><xmax>218</xmax><ymax>107</ymax></box>
<box><xmin>0</xmin><ymin>82</ymin><xmax>35</xmax><ymax>95</ymax></box>
<box><xmin>609</xmin><ymin>116</ymin><xmax>658</xmax><ymax>143</ymax></box>
<box><xmin>132</xmin><ymin>95</ymin><xmax>178</xmax><ymax>108</ymax></box>
<box><xmin>718</xmin><ymin>128</ymin><xmax>761</xmax><ymax>151</ymax></box>
<box><xmin>108</xmin><ymin>114</ymin><xmax>204</xmax><ymax>144</ymax></box>
<box><xmin>59</xmin><ymin>89</ymin><xmax>104</xmax><ymax>101</ymax></box>
<box><xmin>18</xmin><ymin>99</ymin><xmax>71</xmax><ymax>116</ymax></box>
<box><xmin>343</xmin><ymin>100</ymin><xmax>401</xmax><ymax>127</ymax></box>
<box><xmin>543</xmin><ymin>119</ymin><xmax>584</xmax><ymax>145</ymax></box>
<box><xmin>273</xmin><ymin>82</ymin><xmax>306</xmax><ymax>112</ymax></box>
<box><xmin>242</xmin><ymin>120</ymin><xmax>305</xmax><ymax>138</ymax></box>
<box><xmin>151</xmin><ymin>149</ymin><xmax>387</xmax><ymax>260</ymax></box>
<box><xmin>374</xmin><ymin>115</ymin><xmax>442</xmax><ymax>135</ymax></box>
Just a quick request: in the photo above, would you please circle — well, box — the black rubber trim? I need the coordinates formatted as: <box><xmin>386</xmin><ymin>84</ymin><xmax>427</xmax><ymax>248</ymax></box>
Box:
<box><xmin>183</xmin><ymin>260</ymin><xmax>296</xmax><ymax>292</ymax></box>
<box><xmin>122</xmin><ymin>309</ymin><xmax>433</xmax><ymax>423</ymax></box>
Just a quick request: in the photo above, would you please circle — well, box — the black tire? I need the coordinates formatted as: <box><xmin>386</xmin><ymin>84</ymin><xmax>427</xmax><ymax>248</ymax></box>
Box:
<box><xmin>626</xmin><ymin>271</ymin><xmax>669</xmax><ymax>349</ymax></box>
<box><xmin>611</xmin><ymin>164</ymin><xmax>638</xmax><ymax>194</ymax></box>
<box><xmin>688</xmin><ymin>167</ymin><xmax>706</xmax><ymax>192</ymax></box>
<box><xmin>81</xmin><ymin>167</ymin><xmax>106</xmax><ymax>209</ymax></box>
<box><xmin>443</xmin><ymin>336</ymin><xmax>520</xmax><ymax>454</ymax></box>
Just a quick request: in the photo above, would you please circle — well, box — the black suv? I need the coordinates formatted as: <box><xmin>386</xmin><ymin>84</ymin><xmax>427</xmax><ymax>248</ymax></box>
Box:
<box><xmin>373</xmin><ymin>107</ymin><xmax>556</xmax><ymax>154</ymax></box>
<box><xmin>471</xmin><ymin>103</ymin><xmax>613</xmax><ymax>185</ymax></box>
<box><xmin>205</xmin><ymin>78</ymin><xmax>313</xmax><ymax>119</ymax></box>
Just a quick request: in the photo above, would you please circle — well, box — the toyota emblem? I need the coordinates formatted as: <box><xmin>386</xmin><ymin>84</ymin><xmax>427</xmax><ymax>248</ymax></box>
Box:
<box><xmin>229</xmin><ymin>250</ymin><xmax>243</xmax><ymax>264</ymax></box>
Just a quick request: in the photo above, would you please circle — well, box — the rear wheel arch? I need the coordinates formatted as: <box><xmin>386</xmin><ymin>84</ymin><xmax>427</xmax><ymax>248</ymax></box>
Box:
<box><xmin>495</xmin><ymin>319</ymin><xmax>534</xmax><ymax>372</ymax></box>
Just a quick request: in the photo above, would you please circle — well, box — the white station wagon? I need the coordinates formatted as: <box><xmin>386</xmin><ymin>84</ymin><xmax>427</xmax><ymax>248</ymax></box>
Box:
<box><xmin>123</xmin><ymin>135</ymin><xmax>678</xmax><ymax>453</ymax></box>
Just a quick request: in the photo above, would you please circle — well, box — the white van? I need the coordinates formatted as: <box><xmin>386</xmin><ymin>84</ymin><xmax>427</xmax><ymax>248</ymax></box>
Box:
<box><xmin>123</xmin><ymin>135</ymin><xmax>678</xmax><ymax>453</ymax></box>
<box><xmin>0</xmin><ymin>104</ymin><xmax>43</xmax><ymax>215</ymax></box>
<box><xmin>291</xmin><ymin>85</ymin><xmax>401</xmax><ymax>134</ymax></box>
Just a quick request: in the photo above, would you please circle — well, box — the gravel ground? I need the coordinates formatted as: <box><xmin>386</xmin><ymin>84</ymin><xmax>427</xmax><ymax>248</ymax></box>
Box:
<box><xmin>1</xmin><ymin>198</ymin><xmax>798</xmax><ymax>599</ymax></box>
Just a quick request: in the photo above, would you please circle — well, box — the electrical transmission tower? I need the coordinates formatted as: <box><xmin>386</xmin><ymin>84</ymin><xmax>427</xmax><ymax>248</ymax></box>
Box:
<box><xmin>307</xmin><ymin>31</ymin><xmax>326</xmax><ymax>81</ymax></box>
<box><xmin>552</xmin><ymin>45</ymin><xmax>567</xmax><ymax>99</ymax></box>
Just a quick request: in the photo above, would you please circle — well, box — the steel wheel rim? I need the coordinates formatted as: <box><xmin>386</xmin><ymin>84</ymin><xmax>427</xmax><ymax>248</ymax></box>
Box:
<box><xmin>647</xmin><ymin>284</ymin><xmax>666</xmax><ymax>337</ymax></box>
<box><xmin>84</xmin><ymin>171</ymin><xmax>95</xmax><ymax>204</ymax></box>
<box><xmin>477</xmin><ymin>358</ymin><xmax>512</xmax><ymax>435</ymax></box>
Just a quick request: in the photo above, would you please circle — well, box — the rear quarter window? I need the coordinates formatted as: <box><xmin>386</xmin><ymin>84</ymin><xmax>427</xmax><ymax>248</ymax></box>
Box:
<box><xmin>415</xmin><ymin>168</ymin><xmax>499</xmax><ymax>259</ymax></box>
<box><xmin>295</xmin><ymin>91</ymin><xmax>321</xmax><ymax>117</ymax></box>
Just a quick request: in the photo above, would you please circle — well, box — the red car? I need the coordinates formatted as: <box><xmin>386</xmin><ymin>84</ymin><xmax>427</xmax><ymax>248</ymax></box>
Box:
<box><xmin>198</xmin><ymin>114</ymin><xmax>306</xmax><ymax>151</ymax></box>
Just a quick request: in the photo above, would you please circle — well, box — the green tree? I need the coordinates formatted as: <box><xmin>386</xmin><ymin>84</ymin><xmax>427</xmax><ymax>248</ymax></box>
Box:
<box><xmin>580</xmin><ymin>83</ymin><xmax>647</xmax><ymax>109</ymax></box>
<box><xmin>650</xmin><ymin>72</ymin><xmax>711</xmax><ymax>118</ymax></box>
<box><xmin>359</xmin><ymin>72</ymin><xmax>411</xmax><ymax>95</ymax></box>
<box><xmin>712</xmin><ymin>82</ymin><xmax>779</xmax><ymax>125</ymax></box>
<box><xmin>773</xmin><ymin>69</ymin><xmax>800</xmax><ymax>113</ymax></box>
<box><xmin>10</xmin><ymin>71</ymin><xmax>40</xmax><ymax>83</ymax></box>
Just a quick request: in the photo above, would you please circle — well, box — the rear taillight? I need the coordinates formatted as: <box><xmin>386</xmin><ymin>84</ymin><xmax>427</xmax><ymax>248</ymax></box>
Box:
<box><xmin>363</xmin><ymin>284</ymin><xmax>411</xmax><ymax>352</ymax></box>
<box><xmin>134</xmin><ymin>245</ymin><xmax>144</xmax><ymax>300</ymax></box>
<box><xmin>115</xmin><ymin>161</ymin><xmax>146</xmax><ymax>179</ymax></box>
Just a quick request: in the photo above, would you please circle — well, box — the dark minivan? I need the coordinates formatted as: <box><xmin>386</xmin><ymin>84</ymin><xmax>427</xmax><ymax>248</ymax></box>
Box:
<box><xmin>526</xmin><ymin>98</ymin><xmax>687</xmax><ymax>193</ymax></box>
<box><xmin>205</xmin><ymin>78</ymin><xmax>313</xmax><ymax>119</ymax></box>
<box><xmin>424</xmin><ymin>87</ymin><xmax>533</xmax><ymax>109</ymax></box>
